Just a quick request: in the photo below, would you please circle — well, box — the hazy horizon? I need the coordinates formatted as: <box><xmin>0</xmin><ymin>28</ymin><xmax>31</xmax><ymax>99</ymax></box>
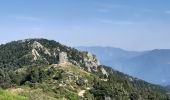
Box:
<box><xmin>1</xmin><ymin>38</ymin><xmax>170</xmax><ymax>52</ymax></box>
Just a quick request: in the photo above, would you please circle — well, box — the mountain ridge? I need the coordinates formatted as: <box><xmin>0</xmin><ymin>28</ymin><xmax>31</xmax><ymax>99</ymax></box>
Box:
<box><xmin>0</xmin><ymin>39</ymin><xmax>169</xmax><ymax>100</ymax></box>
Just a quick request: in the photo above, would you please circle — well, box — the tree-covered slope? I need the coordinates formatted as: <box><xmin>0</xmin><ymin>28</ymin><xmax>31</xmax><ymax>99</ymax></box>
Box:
<box><xmin>0</xmin><ymin>39</ymin><xmax>169</xmax><ymax>100</ymax></box>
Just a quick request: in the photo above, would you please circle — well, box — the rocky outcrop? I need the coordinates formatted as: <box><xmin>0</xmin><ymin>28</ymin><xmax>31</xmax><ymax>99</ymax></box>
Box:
<box><xmin>32</xmin><ymin>41</ymin><xmax>44</xmax><ymax>49</ymax></box>
<box><xmin>32</xmin><ymin>49</ymin><xmax>40</xmax><ymax>60</ymax></box>
<box><xmin>101</xmin><ymin>67</ymin><xmax>108</xmax><ymax>77</ymax></box>
<box><xmin>83</xmin><ymin>52</ymin><xmax>101</xmax><ymax>72</ymax></box>
<box><xmin>82</xmin><ymin>52</ymin><xmax>109</xmax><ymax>76</ymax></box>
<box><xmin>32</xmin><ymin>41</ymin><xmax>51</xmax><ymax>56</ymax></box>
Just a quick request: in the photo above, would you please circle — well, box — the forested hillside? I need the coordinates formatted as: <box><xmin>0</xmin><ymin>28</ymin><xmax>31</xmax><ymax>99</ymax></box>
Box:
<box><xmin>0</xmin><ymin>39</ymin><xmax>169</xmax><ymax>100</ymax></box>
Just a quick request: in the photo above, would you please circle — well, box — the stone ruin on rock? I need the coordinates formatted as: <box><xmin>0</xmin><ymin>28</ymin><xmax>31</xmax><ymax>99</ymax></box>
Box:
<box><xmin>59</xmin><ymin>52</ymin><xmax>68</xmax><ymax>64</ymax></box>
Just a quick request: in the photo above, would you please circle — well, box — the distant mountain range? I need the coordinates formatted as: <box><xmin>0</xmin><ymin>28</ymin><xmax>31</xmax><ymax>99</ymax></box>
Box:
<box><xmin>77</xmin><ymin>46</ymin><xmax>170</xmax><ymax>85</ymax></box>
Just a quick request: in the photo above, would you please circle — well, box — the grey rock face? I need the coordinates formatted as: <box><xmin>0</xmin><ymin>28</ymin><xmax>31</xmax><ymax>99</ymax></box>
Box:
<box><xmin>101</xmin><ymin>67</ymin><xmax>108</xmax><ymax>77</ymax></box>
<box><xmin>83</xmin><ymin>52</ymin><xmax>108</xmax><ymax>76</ymax></box>
<box><xmin>32</xmin><ymin>41</ymin><xmax>51</xmax><ymax>56</ymax></box>
<box><xmin>83</xmin><ymin>52</ymin><xmax>101</xmax><ymax>72</ymax></box>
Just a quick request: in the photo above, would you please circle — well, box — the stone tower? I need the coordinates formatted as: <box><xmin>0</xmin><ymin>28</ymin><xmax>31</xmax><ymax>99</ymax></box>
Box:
<box><xmin>59</xmin><ymin>52</ymin><xmax>68</xmax><ymax>64</ymax></box>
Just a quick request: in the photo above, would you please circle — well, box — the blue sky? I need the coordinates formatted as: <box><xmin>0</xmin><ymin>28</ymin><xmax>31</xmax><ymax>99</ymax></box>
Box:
<box><xmin>0</xmin><ymin>0</ymin><xmax>170</xmax><ymax>51</ymax></box>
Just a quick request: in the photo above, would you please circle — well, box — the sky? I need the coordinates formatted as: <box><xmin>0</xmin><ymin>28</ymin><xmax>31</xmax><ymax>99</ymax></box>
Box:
<box><xmin>0</xmin><ymin>0</ymin><xmax>170</xmax><ymax>51</ymax></box>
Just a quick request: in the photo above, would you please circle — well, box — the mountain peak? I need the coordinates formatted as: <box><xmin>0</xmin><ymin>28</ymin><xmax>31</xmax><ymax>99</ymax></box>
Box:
<box><xmin>0</xmin><ymin>38</ymin><xmax>106</xmax><ymax>74</ymax></box>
